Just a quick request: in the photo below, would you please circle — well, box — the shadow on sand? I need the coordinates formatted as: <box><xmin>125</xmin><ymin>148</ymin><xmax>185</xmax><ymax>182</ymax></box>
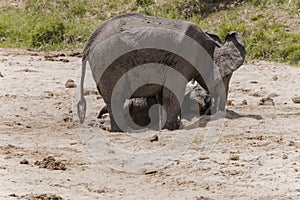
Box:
<box><xmin>185</xmin><ymin>109</ymin><xmax>263</xmax><ymax>129</ymax></box>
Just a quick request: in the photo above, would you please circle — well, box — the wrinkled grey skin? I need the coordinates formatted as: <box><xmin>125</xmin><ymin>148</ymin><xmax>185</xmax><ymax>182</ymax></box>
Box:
<box><xmin>77</xmin><ymin>13</ymin><xmax>245</xmax><ymax>132</ymax></box>
<box><xmin>98</xmin><ymin>81</ymin><xmax>209</xmax><ymax>130</ymax></box>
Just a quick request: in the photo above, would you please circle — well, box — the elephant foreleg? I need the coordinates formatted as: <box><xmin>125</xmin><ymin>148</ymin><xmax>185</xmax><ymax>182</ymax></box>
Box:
<box><xmin>220</xmin><ymin>73</ymin><xmax>232</xmax><ymax>110</ymax></box>
<box><xmin>161</xmin><ymin>88</ymin><xmax>181</xmax><ymax>130</ymax></box>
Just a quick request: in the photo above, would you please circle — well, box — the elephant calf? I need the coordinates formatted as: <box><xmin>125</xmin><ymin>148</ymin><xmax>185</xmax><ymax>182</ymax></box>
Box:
<box><xmin>98</xmin><ymin>81</ymin><xmax>210</xmax><ymax>130</ymax></box>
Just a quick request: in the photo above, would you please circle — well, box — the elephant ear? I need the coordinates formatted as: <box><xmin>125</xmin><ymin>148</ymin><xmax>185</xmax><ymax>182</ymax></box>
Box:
<box><xmin>214</xmin><ymin>31</ymin><xmax>246</xmax><ymax>78</ymax></box>
<box><xmin>225</xmin><ymin>31</ymin><xmax>245</xmax><ymax>48</ymax></box>
<box><xmin>204</xmin><ymin>30</ymin><xmax>222</xmax><ymax>45</ymax></box>
<box><xmin>204</xmin><ymin>30</ymin><xmax>222</xmax><ymax>47</ymax></box>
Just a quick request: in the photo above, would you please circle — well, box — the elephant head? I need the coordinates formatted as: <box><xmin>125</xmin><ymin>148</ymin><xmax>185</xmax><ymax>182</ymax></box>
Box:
<box><xmin>214</xmin><ymin>31</ymin><xmax>246</xmax><ymax>78</ymax></box>
<box><xmin>204</xmin><ymin>30</ymin><xmax>246</xmax><ymax>111</ymax></box>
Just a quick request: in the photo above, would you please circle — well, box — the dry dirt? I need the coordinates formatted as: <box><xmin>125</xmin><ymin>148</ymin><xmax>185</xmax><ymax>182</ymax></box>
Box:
<box><xmin>0</xmin><ymin>48</ymin><xmax>300</xmax><ymax>199</ymax></box>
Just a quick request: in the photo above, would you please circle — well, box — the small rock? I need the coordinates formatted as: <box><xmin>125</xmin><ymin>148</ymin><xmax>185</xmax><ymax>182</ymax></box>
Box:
<box><xmin>63</xmin><ymin>116</ymin><xmax>73</xmax><ymax>122</ymax></box>
<box><xmin>47</xmin><ymin>92</ymin><xmax>54</xmax><ymax>97</ymax></box>
<box><xmin>149</xmin><ymin>134</ymin><xmax>159</xmax><ymax>142</ymax></box>
<box><xmin>65</xmin><ymin>79</ymin><xmax>76</xmax><ymax>88</ymax></box>
<box><xmin>272</xmin><ymin>75</ymin><xmax>278</xmax><ymax>81</ymax></box>
<box><xmin>288</xmin><ymin>141</ymin><xmax>296</xmax><ymax>146</ymax></box>
<box><xmin>20</xmin><ymin>159</ymin><xmax>29</xmax><ymax>165</ymax></box>
<box><xmin>69</xmin><ymin>52</ymin><xmax>82</xmax><ymax>57</ymax></box>
<box><xmin>96</xmin><ymin>189</ymin><xmax>106</xmax><ymax>194</ymax></box>
<box><xmin>250</xmin><ymin>80</ymin><xmax>258</xmax><ymax>84</ymax></box>
<box><xmin>240</xmin><ymin>99</ymin><xmax>247</xmax><ymax>106</ymax></box>
<box><xmin>59</xmin><ymin>58</ymin><xmax>69</xmax><ymax>63</ymax></box>
<box><xmin>44</xmin><ymin>56</ymin><xmax>55</xmax><ymax>61</ymax></box>
<box><xmin>227</xmin><ymin>100</ymin><xmax>234</xmax><ymax>106</ymax></box>
<box><xmin>229</xmin><ymin>154</ymin><xmax>240</xmax><ymax>161</ymax></box>
<box><xmin>250</xmin><ymin>91</ymin><xmax>264</xmax><ymax>97</ymax></box>
<box><xmin>283</xmin><ymin>154</ymin><xmax>288</xmax><ymax>159</ymax></box>
<box><xmin>0</xmin><ymin>72</ymin><xmax>4</xmax><ymax>77</ymax></box>
<box><xmin>292</xmin><ymin>97</ymin><xmax>300</xmax><ymax>104</ymax></box>
<box><xmin>196</xmin><ymin>196</ymin><xmax>213</xmax><ymax>200</ymax></box>
<box><xmin>84</xmin><ymin>89</ymin><xmax>98</xmax><ymax>95</ymax></box>
<box><xmin>19</xmin><ymin>68</ymin><xmax>38</xmax><ymax>72</ymax></box>
<box><xmin>198</xmin><ymin>156</ymin><xmax>209</xmax><ymax>160</ymax></box>
<box><xmin>259</xmin><ymin>97</ymin><xmax>275</xmax><ymax>106</ymax></box>
<box><xmin>241</xmin><ymin>88</ymin><xmax>251</xmax><ymax>92</ymax></box>
<box><xmin>268</xmin><ymin>93</ymin><xmax>279</xmax><ymax>98</ymax></box>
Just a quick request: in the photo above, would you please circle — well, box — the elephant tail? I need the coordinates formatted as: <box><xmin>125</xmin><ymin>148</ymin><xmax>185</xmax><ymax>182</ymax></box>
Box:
<box><xmin>77</xmin><ymin>58</ymin><xmax>87</xmax><ymax>124</ymax></box>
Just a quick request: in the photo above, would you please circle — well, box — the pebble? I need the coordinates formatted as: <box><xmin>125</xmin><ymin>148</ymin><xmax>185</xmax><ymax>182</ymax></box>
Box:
<box><xmin>149</xmin><ymin>134</ymin><xmax>159</xmax><ymax>142</ymax></box>
<box><xmin>65</xmin><ymin>79</ymin><xmax>76</xmax><ymax>88</ymax></box>
<box><xmin>20</xmin><ymin>159</ymin><xmax>29</xmax><ymax>164</ymax></box>
<box><xmin>59</xmin><ymin>58</ymin><xmax>69</xmax><ymax>63</ymax></box>
<box><xmin>268</xmin><ymin>93</ymin><xmax>279</xmax><ymax>98</ymax></box>
<box><xmin>292</xmin><ymin>96</ymin><xmax>300</xmax><ymax>104</ymax></box>
<box><xmin>84</xmin><ymin>89</ymin><xmax>98</xmax><ymax>95</ymax></box>
<box><xmin>250</xmin><ymin>80</ymin><xmax>258</xmax><ymax>84</ymax></box>
<box><xmin>250</xmin><ymin>91</ymin><xmax>264</xmax><ymax>97</ymax></box>
<box><xmin>259</xmin><ymin>97</ymin><xmax>275</xmax><ymax>106</ymax></box>
<box><xmin>227</xmin><ymin>100</ymin><xmax>234</xmax><ymax>106</ymax></box>
<box><xmin>288</xmin><ymin>141</ymin><xmax>296</xmax><ymax>146</ymax></box>
<box><xmin>240</xmin><ymin>99</ymin><xmax>248</xmax><ymax>106</ymax></box>
<box><xmin>272</xmin><ymin>75</ymin><xmax>278</xmax><ymax>81</ymax></box>
<box><xmin>229</xmin><ymin>154</ymin><xmax>240</xmax><ymax>161</ymax></box>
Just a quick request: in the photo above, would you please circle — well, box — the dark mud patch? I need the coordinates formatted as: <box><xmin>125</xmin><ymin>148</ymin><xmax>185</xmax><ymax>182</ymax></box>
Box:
<box><xmin>34</xmin><ymin>156</ymin><xmax>66</xmax><ymax>170</ymax></box>
<box><xmin>9</xmin><ymin>193</ymin><xmax>63</xmax><ymax>200</ymax></box>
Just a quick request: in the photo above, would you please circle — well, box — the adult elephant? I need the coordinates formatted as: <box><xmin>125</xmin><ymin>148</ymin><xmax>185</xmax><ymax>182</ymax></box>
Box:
<box><xmin>77</xmin><ymin>13</ymin><xmax>244</xmax><ymax>132</ymax></box>
<box><xmin>97</xmin><ymin>29</ymin><xmax>246</xmax><ymax>129</ymax></box>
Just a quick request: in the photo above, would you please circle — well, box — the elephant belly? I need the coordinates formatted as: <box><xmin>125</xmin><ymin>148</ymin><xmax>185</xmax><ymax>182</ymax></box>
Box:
<box><xmin>131</xmin><ymin>83</ymin><xmax>163</xmax><ymax>97</ymax></box>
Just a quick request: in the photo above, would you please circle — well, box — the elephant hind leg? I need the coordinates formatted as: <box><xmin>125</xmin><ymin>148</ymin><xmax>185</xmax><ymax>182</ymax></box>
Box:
<box><xmin>102</xmin><ymin>93</ymin><xmax>126</xmax><ymax>132</ymax></box>
<box><xmin>107</xmin><ymin>104</ymin><xmax>124</xmax><ymax>132</ymax></box>
<box><xmin>161</xmin><ymin>88</ymin><xmax>182</xmax><ymax>130</ymax></box>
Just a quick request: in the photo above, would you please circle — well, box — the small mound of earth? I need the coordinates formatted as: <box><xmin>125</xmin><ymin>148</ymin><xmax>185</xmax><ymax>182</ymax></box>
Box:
<box><xmin>34</xmin><ymin>156</ymin><xmax>66</xmax><ymax>170</ymax></box>
<box><xmin>9</xmin><ymin>193</ymin><xmax>63</xmax><ymax>200</ymax></box>
<box><xmin>259</xmin><ymin>97</ymin><xmax>275</xmax><ymax>106</ymax></box>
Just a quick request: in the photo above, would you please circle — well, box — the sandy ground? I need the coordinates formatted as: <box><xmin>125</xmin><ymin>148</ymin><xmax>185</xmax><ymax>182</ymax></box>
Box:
<box><xmin>0</xmin><ymin>48</ymin><xmax>300</xmax><ymax>200</ymax></box>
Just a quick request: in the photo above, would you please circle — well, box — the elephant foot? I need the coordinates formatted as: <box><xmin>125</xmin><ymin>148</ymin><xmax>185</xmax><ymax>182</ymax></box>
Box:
<box><xmin>110</xmin><ymin>120</ymin><xmax>124</xmax><ymax>132</ymax></box>
<box><xmin>163</xmin><ymin>119</ymin><xmax>180</xmax><ymax>131</ymax></box>
<box><xmin>205</xmin><ymin>108</ymin><xmax>212</xmax><ymax>115</ymax></box>
<box><xmin>110</xmin><ymin>126</ymin><xmax>124</xmax><ymax>132</ymax></box>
